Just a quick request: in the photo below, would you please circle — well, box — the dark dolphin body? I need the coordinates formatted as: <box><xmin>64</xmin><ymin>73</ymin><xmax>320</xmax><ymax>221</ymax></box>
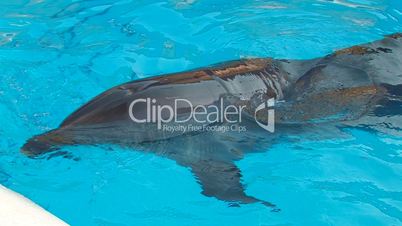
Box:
<box><xmin>22</xmin><ymin>34</ymin><xmax>402</xmax><ymax>208</ymax></box>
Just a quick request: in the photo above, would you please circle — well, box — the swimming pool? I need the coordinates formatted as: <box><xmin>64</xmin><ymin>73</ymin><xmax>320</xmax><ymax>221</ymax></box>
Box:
<box><xmin>1</xmin><ymin>0</ymin><xmax>402</xmax><ymax>225</ymax></box>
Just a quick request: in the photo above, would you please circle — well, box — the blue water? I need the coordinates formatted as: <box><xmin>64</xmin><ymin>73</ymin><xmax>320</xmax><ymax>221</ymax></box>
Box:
<box><xmin>1</xmin><ymin>0</ymin><xmax>402</xmax><ymax>225</ymax></box>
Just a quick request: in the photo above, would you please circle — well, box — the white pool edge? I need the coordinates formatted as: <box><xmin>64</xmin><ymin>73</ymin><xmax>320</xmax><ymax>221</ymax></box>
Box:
<box><xmin>0</xmin><ymin>185</ymin><xmax>69</xmax><ymax>226</ymax></box>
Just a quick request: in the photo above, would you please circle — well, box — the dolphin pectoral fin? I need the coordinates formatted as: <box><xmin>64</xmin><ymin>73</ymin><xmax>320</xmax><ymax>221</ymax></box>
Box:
<box><xmin>141</xmin><ymin>129</ymin><xmax>276</xmax><ymax>208</ymax></box>
<box><xmin>184</xmin><ymin>159</ymin><xmax>277</xmax><ymax>209</ymax></box>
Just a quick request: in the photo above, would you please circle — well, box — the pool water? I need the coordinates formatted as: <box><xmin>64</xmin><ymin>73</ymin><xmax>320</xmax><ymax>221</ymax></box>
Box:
<box><xmin>1</xmin><ymin>0</ymin><xmax>402</xmax><ymax>225</ymax></box>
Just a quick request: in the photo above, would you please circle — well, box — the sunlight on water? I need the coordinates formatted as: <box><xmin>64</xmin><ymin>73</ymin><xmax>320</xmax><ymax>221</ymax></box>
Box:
<box><xmin>0</xmin><ymin>0</ymin><xmax>401</xmax><ymax>225</ymax></box>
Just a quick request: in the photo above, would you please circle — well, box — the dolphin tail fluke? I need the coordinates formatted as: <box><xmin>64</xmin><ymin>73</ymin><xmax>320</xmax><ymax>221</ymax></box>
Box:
<box><xmin>21</xmin><ymin>129</ymin><xmax>71</xmax><ymax>157</ymax></box>
<box><xmin>186</xmin><ymin>159</ymin><xmax>277</xmax><ymax>209</ymax></box>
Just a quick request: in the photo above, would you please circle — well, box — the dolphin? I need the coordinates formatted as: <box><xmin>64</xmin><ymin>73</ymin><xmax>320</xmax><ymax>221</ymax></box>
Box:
<box><xmin>21</xmin><ymin>33</ymin><xmax>402</xmax><ymax>208</ymax></box>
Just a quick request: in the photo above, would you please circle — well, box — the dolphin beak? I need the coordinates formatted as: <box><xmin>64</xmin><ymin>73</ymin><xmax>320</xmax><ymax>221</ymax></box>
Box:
<box><xmin>20</xmin><ymin>135</ymin><xmax>59</xmax><ymax>158</ymax></box>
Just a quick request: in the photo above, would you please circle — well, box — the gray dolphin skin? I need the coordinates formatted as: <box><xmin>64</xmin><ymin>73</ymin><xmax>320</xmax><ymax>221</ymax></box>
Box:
<box><xmin>21</xmin><ymin>34</ymin><xmax>402</xmax><ymax>208</ymax></box>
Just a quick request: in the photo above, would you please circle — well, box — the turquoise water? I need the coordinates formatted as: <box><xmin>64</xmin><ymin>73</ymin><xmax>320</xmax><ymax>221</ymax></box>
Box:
<box><xmin>1</xmin><ymin>0</ymin><xmax>402</xmax><ymax>225</ymax></box>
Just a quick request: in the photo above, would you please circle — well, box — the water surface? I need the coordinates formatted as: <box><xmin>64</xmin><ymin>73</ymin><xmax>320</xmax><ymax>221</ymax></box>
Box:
<box><xmin>1</xmin><ymin>0</ymin><xmax>402</xmax><ymax>225</ymax></box>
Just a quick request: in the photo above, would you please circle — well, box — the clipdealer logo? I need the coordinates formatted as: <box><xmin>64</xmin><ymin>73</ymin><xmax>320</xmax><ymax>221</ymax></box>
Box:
<box><xmin>128</xmin><ymin>98</ymin><xmax>275</xmax><ymax>133</ymax></box>
<box><xmin>254</xmin><ymin>98</ymin><xmax>275</xmax><ymax>133</ymax></box>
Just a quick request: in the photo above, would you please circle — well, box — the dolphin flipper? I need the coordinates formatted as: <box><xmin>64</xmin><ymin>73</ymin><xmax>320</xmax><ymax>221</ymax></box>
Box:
<box><xmin>136</xmin><ymin>122</ymin><xmax>277</xmax><ymax>208</ymax></box>
<box><xmin>181</xmin><ymin>159</ymin><xmax>276</xmax><ymax>208</ymax></box>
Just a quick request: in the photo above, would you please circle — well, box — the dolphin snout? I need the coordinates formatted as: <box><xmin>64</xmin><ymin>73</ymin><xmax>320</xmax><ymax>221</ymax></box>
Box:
<box><xmin>21</xmin><ymin>136</ymin><xmax>57</xmax><ymax>157</ymax></box>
